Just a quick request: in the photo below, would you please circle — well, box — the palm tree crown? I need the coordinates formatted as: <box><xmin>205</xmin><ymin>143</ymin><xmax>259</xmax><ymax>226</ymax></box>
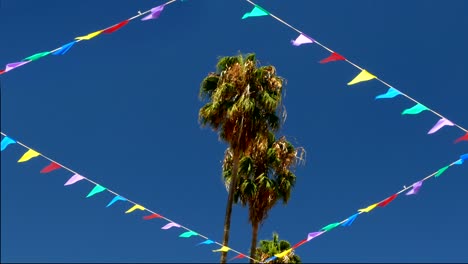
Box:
<box><xmin>199</xmin><ymin>53</ymin><xmax>285</xmax><ymax>263</ymax></box>
<box><xmin>257</xmin><ymin>232</ymin><xmax>302</xmax><ymax>263</ymax></box>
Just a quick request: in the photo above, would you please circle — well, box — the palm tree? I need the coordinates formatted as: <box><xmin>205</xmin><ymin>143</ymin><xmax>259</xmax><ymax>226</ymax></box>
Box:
<box><xmin>222</xmin><ymin>133</ymin><xmax>304</xmax><ymax>262</ymax></box>
<box><xmin>256</xmin><ymin>232</ymin><xmax>301</xmax><ymax>263</ymax></box>
<box><xmin>199</xmin><ymin>53</ymin><xmax>284</xmax><ymax>263</ymax></box>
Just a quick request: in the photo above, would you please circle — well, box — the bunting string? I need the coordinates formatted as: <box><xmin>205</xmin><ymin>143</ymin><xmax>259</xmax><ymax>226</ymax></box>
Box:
<box><xmin>0</xmin><ymin>131</ymin><xmax>258</xmax><ymax>263</ymax></box>
<box><xmin>0</xmin><ymin>0</ymin><xmax>178</xmax><ymax>75</ymax></box>
<box><xmin>266</xmin><ymin>154</ymin><xmax>466</xmax><ymax>262</ymax></box>
<box><xmin>242</xmin><ymin>0</ymin><xmax>468</xmax><ymax>143</ymax></box>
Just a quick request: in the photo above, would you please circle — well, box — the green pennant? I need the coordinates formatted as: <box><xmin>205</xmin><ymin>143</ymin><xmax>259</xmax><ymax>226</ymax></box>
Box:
<box><xmin>242</xmin><ymin>6</ymin><xmax>270</xmax><ymax>19</ymax></box>
<box><xmin>86</xmin><ymin>184</ymin><xmax>107</xmax><ymax>198</ymax></box>
<box><xmin>402</xmin><ymin>103</ymin><xmax>428</xmax><ymax>115</ymax></box>
<box><xmin>434</xmin><ymin>165</ymin><xmax>449</xmax><ymax>178</ymax></box>
<box><xmin>23</xmin><ymin>51</ymin><xmax>51</xmax><ymax>61</ymax></box>
<box><xmin>320</xmin><ymin>222</ymin><xmax>341</xmax><ymax>232</ymax></box>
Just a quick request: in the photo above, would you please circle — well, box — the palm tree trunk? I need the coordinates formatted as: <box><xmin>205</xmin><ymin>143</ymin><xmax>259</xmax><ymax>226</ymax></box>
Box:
<box><xmin>220</xmin><ymin>148</ymin><xmax>240</xmax><ymax>264</ymax></box>
<box><xmin>250</xmin><ymin>221</ymin><xmax>259</xmax><ymax>263</ymax></box>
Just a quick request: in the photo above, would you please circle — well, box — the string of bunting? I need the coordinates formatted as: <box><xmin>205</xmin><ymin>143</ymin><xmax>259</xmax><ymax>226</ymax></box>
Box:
<box><xmin>241</xmin><ymin>0</ymin><xmax>468</xmax><ymax>144</ymax></box>
<box><xmin>0</xmin><ymin>0</ymin><xmax>181</xmax><ymax>76</ymax></box>
<box><xmin>0</xmin><ymin>132</ymin><xmax>256</xmax><ymax>263</ymax></box>
<box><xmin>262</xmin><ymin>153</ymin><xmax>467</xmax><ymax>263</ymax></box>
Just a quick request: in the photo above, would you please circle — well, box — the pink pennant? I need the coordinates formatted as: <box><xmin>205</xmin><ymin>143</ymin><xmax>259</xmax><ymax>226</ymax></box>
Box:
<box><xmin>291</xmin><ymin>33</ymin><xmax>314</xmax><ymax>46</ymax></box>
<box><xmin>161</xmin><ymin>222</ymin><xmax>180</xmax><ymax>230</ymax></box>
<box><xmin>428</xmin><ymin>118</ymin><xmax>454</xmax><ymax>134</ymax></box>
<box><xmin>64</xmin><ymin>174</ymin><xmax>85</xmax><ymax>186</ymax></box>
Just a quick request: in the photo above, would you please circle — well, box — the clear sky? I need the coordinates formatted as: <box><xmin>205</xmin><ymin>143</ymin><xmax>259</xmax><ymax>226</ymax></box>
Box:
<box><xmin>1</xmin><ymin>0</ymin><xmax>467</xmax><ymax>263</ymax></box>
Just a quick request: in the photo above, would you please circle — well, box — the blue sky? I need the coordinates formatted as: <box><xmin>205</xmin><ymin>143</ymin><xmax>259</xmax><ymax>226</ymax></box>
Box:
<box><xmin>1</xmin><ymin>0</ymin><xmax>467</xmax><ymax>262</ymax></box>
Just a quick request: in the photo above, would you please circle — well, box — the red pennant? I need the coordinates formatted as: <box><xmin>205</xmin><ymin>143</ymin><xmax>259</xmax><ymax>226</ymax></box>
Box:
<box><xmin>454</xmin><ymin>132</ymin><xmax>468</xmax><ymax>144</ymax></box>
<box><xmin>378</xmin><ymin>193</ymin><xmax>398</xmax><ymax>207</ymax></box>
<box><xmin>232</xmin><ymin>254</ymin><xmax>246</xmax><ymax>259</ymax></box>
<box><xmin>40</xmin><ymin>162</ymin><xmax>62</xmax><ymax>173</ymax></box>
<box><xmin>292</xmin><ymin>238</ymin><xmax>308</xmax><ymax>249</ymax></box>
<box><xmin>143</xmin><ymin>213</ymin><xmax>163</xmax><ymax>220</ymax></box>
<box><xmin>102</xmin><ymin>20</ymin><xmax>129</xmax><ymax>34</ymax></box>
<box><xmin>319</xmin><ymin>52</ymin><xmax>346</xmax><ymax>64</ymax></box>
<box><xmin>0</xmin><ymin>70</ymin><xmax>5</xmax><ymax>75</ymax></box>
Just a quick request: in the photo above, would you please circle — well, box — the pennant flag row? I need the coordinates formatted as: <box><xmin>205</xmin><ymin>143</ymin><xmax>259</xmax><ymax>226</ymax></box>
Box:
<box><xmin>0</xmin><ymin>2</ymin><xmax>170</xmax><ymax>75</ymax></box>
<box><xmin>0</xmin><ymin>133</ymin><xmax>254</xmax><ymax>262</ymax></box>
<box><xmin>240</xmin><ymin>2</ymin><xmax>468</xmax><ymax>145</ymax></box>
<box><xmin>264</xmin><ymin>155</ymin><xmax>465</xmax><ymax>262</ymax></box>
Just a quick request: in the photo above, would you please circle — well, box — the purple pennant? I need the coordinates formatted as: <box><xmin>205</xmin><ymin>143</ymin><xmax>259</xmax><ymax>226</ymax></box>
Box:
<box><xmin>64</xmin><ymin>174</ymin><xmax>85</xmax><ymax>186</ymax></box>
<box><xmin>291</xmin><ymin>33</ymin><xmax>314</xmax><ymax>46</ymax></box>
<box><xmin>406</xmin><ymin>181</ymin><xmax>423</xmax><ymax>195</ymax></box>
<box><xmin>5</xmin><ymin>61</ymin><xmax>31</xmax><ymax>72</ymax></box>
<box><xmin>161</xmin><ymin>222</ymin><xmax>180</xmax><ymax>230</ymax></box>
<box><xmin>307</xmin><ymin>231</ymin><xmax>324</xmax><ymax>241</ymax></box>
<box><xmin>141</xmin><ymin>5</ymin><xmax>165</xmax><ymax>21</ymax></box>
<box><xmin>428</xmin><ymin>118</ymin><xmax>454</xmax><ymax>134</ymax></box>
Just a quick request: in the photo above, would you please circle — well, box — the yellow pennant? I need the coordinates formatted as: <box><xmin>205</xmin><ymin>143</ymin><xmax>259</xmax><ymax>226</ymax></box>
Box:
<box><xmin>274</xmin><ymin>248</ymin><xmax>292</xmax><ymax>258</ymax></box>
<box><xmin>125</xmin><ymin>204</ymin><xmax>145</xmax><ymax>214</ymax></box>
<box><xmin>358</xmin><ymin>203</ymin><xmax>378</xmax><ymax>213</ymax></box>
<box><xmin>212</xmin><ymin>246</ymin><xmax>230</xmax><ymax>252</ymax></box>
<box><xmin>17</xmin><ymin>149</ymin><xmax>40</xmax><ymax>163</ymax></box>
<box><xmin>75</xmin><ymin>30</ymin><xmax>103</xmax><ymax>40</ymax></box>
<box><xmin>347</xmin><ymin>70</ymin><xmax>376</xmax><ymax>85</ymax></box>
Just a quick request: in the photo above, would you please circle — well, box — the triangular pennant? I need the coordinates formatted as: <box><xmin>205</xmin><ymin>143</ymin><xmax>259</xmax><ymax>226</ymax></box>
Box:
<box><xmin>230</xmin><ymin>254</ymin><xmax>247</xmax><ymax>260</ymax></box>
<box><xmin>454</xmin><ymin>132</ymin><xmax>468</xmax><ymax>144</ymax></box>
<box><xmin>405</xmin><ymin>181</ymin><xmax>423</xmax><ymax>195</ymax></box>
<box><xmin>460</xmin><ymin>154</ymin><xmax>468</xmax><ymax>163</ymax></box>
<box><xmin>161</xmin><ymin>222</ymin><xmax>180</xmax><ymax>230</ymax></box>
<box><xmin>292</xmin><ymin>239</ymin><xmax>308</xmax><ymax>249</ymax></box>
<box><xmin>320</xmin><ymin>52</ymin><xmax>346</xmax><ymax>64</ymax></box>
<box><xmin>402</xmin><ymin>103</ymin><xmax>428</xmax><ymax>115</ymax></box>
<box><xmin>378</xmin><ymin>194</ymin><xmax>398</xmax><ymax>207</ymax></box>
<box><xmin>341</xmin><ymin>213</ymin><xmax>359</xmax><ymax>227</ymax></box>
<box><xmin>106</xmin><ymin>195</ymin><xmax>127</xmax><ymax>207</ymax></box>
<box><xmin>143</xmin><ymin>213</ymin><xmax>163</xmax><ymax>220</ymax></box>
<box><xmin>23</xmin><ymin>51</ymin><xmax>51</xmax><ymax>61</ymax></box>
<box><xmin>40</xmin><ymin>162</ymin><xmax>62</xmax><ymax>173</ymax></box>
<box><xmin>125</xmin><ymin>204</ymin><xmax>145</xmax><ymax>214</ymax></box>
<box><xmin>242</xmin><ymin>5</ymin><xmax>270</xmax><ymax>19</ymax></box>
<box><xmin>102</xmin><ymin>20</ymin><xmax>129</xmax><ymax>34</ymax></box>
<box><xmin>86</xmin><ymin>185</ymin><xmax>106</xmax><ymax>198</ymax></box>
<box><xmin>428</xmin><ymin>118</ymin><xmax>455</xmax><ymax>134</ymax></box>
<box><xmin>141</xmin><ymin>5</ymin><xmax>165</xmax><ymax>21</ymax></box>
<box><xmin>274</xmin><ymin>248</ymin><xmax>292</xmax><ymax>258</ymax></box>
<box><xmin>454</xmin><ymin>154</ymin><xmax>468</xmax><ymax>165</ymax></box>
<box><xmin>320</xmin><ymin>222</ymin><xmax>341</xmax><ymax>232</ymax></box>
<box><xmin>64</xmin><ymin>174</ymin><xmax>85</xmax><ymax>186</ymax></box>
<box><xmin>0</xmin><ymin>69</ymin><xmax>5</xmax><ymax>75</ymax></box>
<box><xmin>264</xmin><ymin>256</ymin><xmax>278</xmax><ymax>262</ymax></box>
<box><xmin>52</xmin><ymin>41</ymin><xmax>77</xmax><ymax>55</ymax></box>
<box><xmin>18</xmin><ymin>149</ymin><xmax>40</xmax><ymax>163</ymax></box>
<box><xmin>358</xmin><ymin>203</ymin><xmax>378</xmax><ymax>213</ymax></box>
<box><xmin>375</xmin><ymin>87</ymin><xmax>401</xmax><ymax>99</ymax></box>
<box><xmin>307</xmin><ymin>231</ymin><xmax>324</xmax><ymax>241</ymax></box>
<box><xmin>291</xmin><ymin>33</ymin><xmax>314</xmax><ymax>46</ymax></box>
<box><xmin>1</xmin><ymin>136</ymin><xmax>16</xmax><ymax>151</ymax></box>
<box><xmin>179</xmin><ymin>231</ymin><xmax>198</xmax><ymax>238</ymax></box>
<box><xmin>212</xmin><ymin>246</ymin><xmax>230</xmax><ymax>252</ymax></box>
<box><xmin>197</xmin><ymin>239</ymin><xmax>215</xmax><ymax>246</ymax></box>
<box><xmin>5</xmin><ymin>61</ymin><xmax>31</xmax><ymax>72</ymax></box>
<box><xmin>434</xmin><ymin>165</ymin><xmax>449</xmax><ymax>178</ymax></box>
<box><xmin>75</xmin><ymin>30</ymin><xmax>103</xmax><ymax>40</ymax></box>
<box><xmin>347</xmin><ymin>70</ymin><xmax>376</xmax><ymax>85</ymax></box>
